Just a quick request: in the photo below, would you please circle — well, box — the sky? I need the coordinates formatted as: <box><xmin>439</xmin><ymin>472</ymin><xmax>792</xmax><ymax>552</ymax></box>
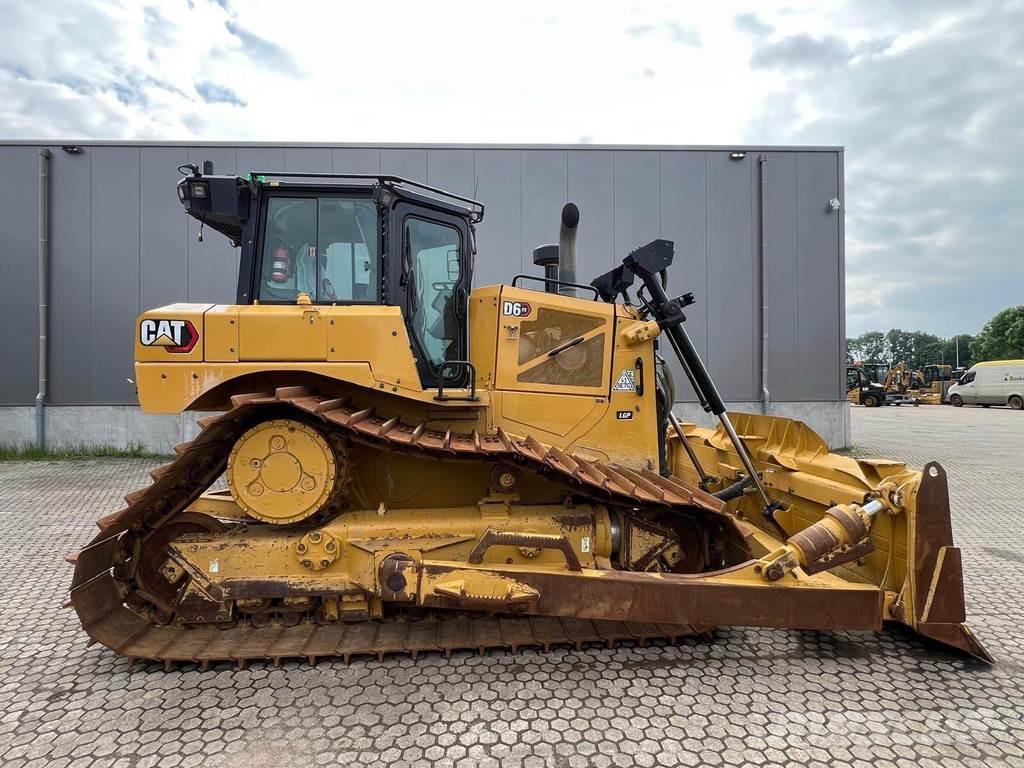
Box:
<box><xmin>0</xmin><ymin>0</ymin><xmax>1021</xmax><ymax>337</ymax></box>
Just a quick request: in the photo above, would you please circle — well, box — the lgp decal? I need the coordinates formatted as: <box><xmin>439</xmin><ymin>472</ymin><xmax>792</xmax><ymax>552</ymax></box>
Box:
<box><xmin>502</xmin><ymin>300</ymin><xmax>532</xmax><ymax>318</ymax></box>
<box><xmin>616</xmin><ymin>410</ymin><xmax>634</xmax><ymax>420</ymax></box>
<box><xmin>140</xmin><ymin>319</ymin><xmax>199</xmax><ymax>353</ymax></box>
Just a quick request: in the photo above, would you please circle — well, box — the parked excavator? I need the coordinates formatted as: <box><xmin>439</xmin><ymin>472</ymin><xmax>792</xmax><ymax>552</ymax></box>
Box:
<box><xmin>67</xmin><ymin>165</ymin><xmax>991</xmax><ymax>666</ymax></box>
<box><xmin>846</xmin><ymin>362</ymin><xmax>918</xmax><ymax>407</ymax></box>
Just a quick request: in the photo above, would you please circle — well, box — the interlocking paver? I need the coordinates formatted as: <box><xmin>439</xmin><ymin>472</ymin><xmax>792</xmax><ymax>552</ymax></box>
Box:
<box><xmin>0</xmin><ymin>404</ymin><xmax>1022</xmax><ymax>767</ymax></box>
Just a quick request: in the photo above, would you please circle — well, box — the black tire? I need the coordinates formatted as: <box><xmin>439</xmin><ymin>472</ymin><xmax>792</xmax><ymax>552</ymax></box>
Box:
<box><xmin>1010</xmin><ymin>395</ymin><xmax>1023</xmax><ymax>410</ymax></box>
<box><xmin>950</xmin><ymin>394</ymin><xmax>963</xmax><ymax>407</ymax></box>
<box><xmin>862</xmin><ymin>395</ymin><xmax>879</xmax><ymax>408</ymax></box>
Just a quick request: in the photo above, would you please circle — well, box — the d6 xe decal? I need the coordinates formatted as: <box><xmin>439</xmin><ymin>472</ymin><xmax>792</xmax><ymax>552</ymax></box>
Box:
<box><xmin>502</xmin><ymin>300</ymin><xmax>532</xmax><ymax>318</ymax></box>
<box><xmin>140</xmin><ymin>319</ymin><xmax>199</xmax><ymax>353</ymax></box>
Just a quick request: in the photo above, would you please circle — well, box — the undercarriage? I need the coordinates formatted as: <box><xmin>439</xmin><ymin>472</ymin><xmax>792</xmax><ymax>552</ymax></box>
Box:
<box><xmin>68</xmin><ymin>388</ymin><xmax>991</xmax><ymax>667</ymax></box>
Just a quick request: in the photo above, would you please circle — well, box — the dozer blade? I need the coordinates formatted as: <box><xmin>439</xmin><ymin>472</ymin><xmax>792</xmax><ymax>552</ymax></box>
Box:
<box><xmin>669</xmin><ymin>411</ymin><xmax>993</xmax><ymax>664</ymax></box>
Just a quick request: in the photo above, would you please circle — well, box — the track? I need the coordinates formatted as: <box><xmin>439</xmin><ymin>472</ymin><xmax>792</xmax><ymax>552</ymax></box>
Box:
<box><xmin>68</xmin><ymin>387</ymin><xmax>719</xmax><ymax>668</ymax></box>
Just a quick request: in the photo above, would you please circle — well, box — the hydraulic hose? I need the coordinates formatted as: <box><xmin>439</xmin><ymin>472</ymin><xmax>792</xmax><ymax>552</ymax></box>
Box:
<box><xmin>712</xmin><ymin>475</ymin><xmax>753</xmax><ymax>502</ymax></box>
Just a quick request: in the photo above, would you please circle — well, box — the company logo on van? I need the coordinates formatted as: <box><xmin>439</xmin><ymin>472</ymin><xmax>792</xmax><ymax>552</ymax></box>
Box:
<box><xmin>140</xmin><ymin>319</ymin><xmax>198</xmax><ymax>353</ymax></box>
<box><xmin>1005</xmin><ymin>374</ymin><xmax>1024</xmax><ymax>382</ymax></box>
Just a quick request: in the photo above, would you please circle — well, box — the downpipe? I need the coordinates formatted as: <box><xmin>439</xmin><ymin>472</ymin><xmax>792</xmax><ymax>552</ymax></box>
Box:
<box><xmin>36</xmin><ymin>149</ymin><xmax>51</xmax><ymax>449</ymax></box>
<box><xmin>758</xmin><ymin>154</ymin><xmax>770</xmax><ymax>415</ymax></box>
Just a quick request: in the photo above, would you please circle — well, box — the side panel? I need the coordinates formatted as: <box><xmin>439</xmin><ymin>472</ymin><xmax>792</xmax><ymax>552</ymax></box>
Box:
<box><xmin>203</xmin><ymin>305</ymin><xmax>240</xmax><ymax>362</ymax></box>
<box><xmin>567</xmin><ymin>150</ymin><xmax>615</xmax><ymax>283</ymax></box>
<box><xmin>613</xmin><ymin>152</ymin><xmax>660</xmax><ymax>262</ymax></box>
<box><xmin>0</xmin><ymin>148</ymin><xmax>37</xmax><ymax>404</ymax></box>
<box><xmin>237</xmin><ymin>305</ymin><xmax>327</xmax><ymax>362</ymax></box>
<box><xmin>135</xmin><ymin>304</ymin><xmax>210</xmax><ymax>363</ymax></box>
<box><xmin>521</xmin><ymin>151</ymin><xmax>567</xmax><ymax>274</ymax></box>
<box><xmin>380</xmin><ymin>149</ymin><xmax>428</xmax><ymax>181</ymax></box>
<box><xmin>796</xmin><ymin>152</ymin><xmax>842</xmax><ymax>400</ymax></box>
<box><xmin>140</xmin><ymin>146</ymin><xmax>191</xmax><ymax>323</ymax></box>
<box><xmin>659</xmin><ymin>151</ymin><xmax>708</xmax><ymax>403</ymax></box>
<box><xmin>472</xmin><ymin>150</ymin><xmax>522</xmax><ymax>289</ymax></box>
<box><xmin>468</xmin><ymin>286</ymin><xmax>501</xmax><ymax>390</ymax></box>
<box><xmin>706</xmin><ymin>152</ymin><xmax>755</xmax><ymax>402</ymax></box>
<box><xmin>331</xmin><ymin>148</ymin><xmax>381</xmax><ymax>175</ymax></box>
<box><xmin>494</xmin><ymin>287</ymin><xmax>614</xmax><ymax>397</ymax></box>
<box><xmin>426</xmin><ymin>149</ymin><xmax>475</xmax><ymax>198</ymax></box>
<box><xmin>90</xmin><ymin>147</ymin><xmax>141</xmax><ymax>404</ymax></box>
<box><xmin>763</xmin><ymin>152</ymin><xmax>800</xmax><ymax>401</ymax></box>
<box><xmin>49</xmin><ymin>146</ymin><xmax>93</xmax><ymax>405</ymax></box>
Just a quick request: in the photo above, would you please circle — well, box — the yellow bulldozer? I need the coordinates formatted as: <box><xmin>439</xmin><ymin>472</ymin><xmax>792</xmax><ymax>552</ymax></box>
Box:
<box><xmin>67</xmin><ymin>165</ymin><xmax>991</xmax><ymax>666</ymax></box>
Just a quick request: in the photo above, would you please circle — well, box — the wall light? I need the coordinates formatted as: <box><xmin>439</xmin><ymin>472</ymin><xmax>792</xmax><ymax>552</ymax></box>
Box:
<box><xmin>729</xmin><ymin>151</ymin><xmax>746</xmax><ymax>160</ymax></box>
<box><xmin>62</xmin><ymin>145</ymin><xmax>83</xmax><ymax>154</ymax></box>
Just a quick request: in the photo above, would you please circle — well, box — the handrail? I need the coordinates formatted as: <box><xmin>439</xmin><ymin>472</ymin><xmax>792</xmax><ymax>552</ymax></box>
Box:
<box><xmin>510</xmin><ymin>274</ymin><xmax>600</xmax><ymax>300</ymax></box>
<box><xmin>248</xmin><ymin>171</ymin><xmax>484</xmax><ymax>222</ymax></box>
<box><xmin>434</xmin><ymin>361</ymin><xmax>479</xmax><ymax>402</ymax></box>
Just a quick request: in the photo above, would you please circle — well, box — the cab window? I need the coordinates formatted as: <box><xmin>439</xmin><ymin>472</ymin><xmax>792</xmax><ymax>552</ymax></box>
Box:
<box><xmin>960</xmin><ymin>371</ymin><xmax>976</xmax><ymax>384</ymax></box>
<box><xmin>404</xmin><ymin>217</ymin><xmax>462</xmax><ymax>371</ymax></box>
<box><xmin>259</xmin><ymin>196</ymin><xmax>379</xmax><ymax>303</ymax></box>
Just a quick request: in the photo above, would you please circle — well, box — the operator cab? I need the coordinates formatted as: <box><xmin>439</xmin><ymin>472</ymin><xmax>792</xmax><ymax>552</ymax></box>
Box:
<box><xmin>176</xmin><ymin>164</ymin><xmax>483</xmax><ymax>388</ymax></box>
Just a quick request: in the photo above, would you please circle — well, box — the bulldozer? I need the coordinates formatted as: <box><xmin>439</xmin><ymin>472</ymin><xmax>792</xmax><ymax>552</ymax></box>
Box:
<box><xmin>67</xmin><ymin>165</ymin><xmax>991</xmax><ymax>667</ymax></box>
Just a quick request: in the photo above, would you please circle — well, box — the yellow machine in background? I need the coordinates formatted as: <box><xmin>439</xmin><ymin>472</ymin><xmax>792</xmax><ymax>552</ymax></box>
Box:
<box><xmin>915</xmin><ymin>364</ymin><xmax>954</xmax><ymax>405</ymax></box>
<box><xmin>68</xmin><ymin>167</ymin><xmax>990</xmax><ymax>666</ymax></box>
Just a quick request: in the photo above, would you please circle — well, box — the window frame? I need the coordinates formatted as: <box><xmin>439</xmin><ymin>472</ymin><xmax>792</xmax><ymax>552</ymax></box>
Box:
<box><xmin>251</xmin><ymin>188</ymin><xmax>383</xmax><ymax>306</ymax></box>
<box><xmin>387</xmin><ymin>202</ymin><xmax>472</xmax><ymax>388</ymax></box>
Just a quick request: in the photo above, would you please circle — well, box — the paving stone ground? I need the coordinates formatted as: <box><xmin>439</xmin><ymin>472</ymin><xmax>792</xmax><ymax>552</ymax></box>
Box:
<box><xmin>1</xmin><ymin>404</ymin><xmax>1022</xmax><ymax>768</ymax></box>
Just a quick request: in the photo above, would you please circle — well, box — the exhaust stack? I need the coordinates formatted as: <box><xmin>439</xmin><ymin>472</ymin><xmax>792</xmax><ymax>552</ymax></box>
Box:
<box><xmin>557</xmin><ymin>203</ymin><xmax>580</xmax><ymax>296</ymax></box>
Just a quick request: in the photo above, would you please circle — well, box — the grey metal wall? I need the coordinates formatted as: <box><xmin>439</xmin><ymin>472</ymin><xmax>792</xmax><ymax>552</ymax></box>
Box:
<box><xmin>0</xmin><ymin>142</ymin><xmax>844</xmax><ymax>406</ymax></box>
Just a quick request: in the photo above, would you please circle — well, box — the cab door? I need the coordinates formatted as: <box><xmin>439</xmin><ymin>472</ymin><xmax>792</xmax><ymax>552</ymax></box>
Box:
<box><xmin>388</xmin><ymin>203</ymin><xmax>471</xmax><ymax>388</ymax></box>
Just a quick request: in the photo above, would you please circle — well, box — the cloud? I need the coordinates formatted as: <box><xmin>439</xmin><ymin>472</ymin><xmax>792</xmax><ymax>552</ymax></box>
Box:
<box><xmin>626</xmin><ymin>21</ymin><xmax>701</xmax><ymax>47</ymax></box>
<box><xmin>742</xmin><ymin>0</ymin><xmax>1024</xmax><ymax>336</ymax></box>
<box><xmin>734</xmin><ymin>13</ymin><xmax>772</xmax><ymax>37</ymax></box>
<box><xmin>224</xmin><ymin>20</ymin><xmax>303</xmax><ymax>76</ymax></box>
<box><xmin>196</xmin><ymin>81</ymin><xmax>247</xmax><ymax>107</ymax></box>
<box><xmin>750</xmin><ymin>33</ymin><xmax>854</xmax><ymax>71</ymax></box>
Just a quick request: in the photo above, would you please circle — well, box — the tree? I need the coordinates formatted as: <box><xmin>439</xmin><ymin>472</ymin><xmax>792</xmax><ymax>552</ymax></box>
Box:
<box><xmin>885</xmin><ymin>329</ymin><xmax>916</xmax><ymax>366</ymax></box>
<box><xmin>846</xmin><ymin>329</ymin><xmax>974</xmax><ymax>369</ymax></box>
<box><xmin>848</xmin><ymin>331</ymin><xmax>886</xmax><ymax>362</ymax></box>
<box><xmin>972</xmin><ymin>306</ymin><xmax>1024</xmax><ymax>362</ymax></box>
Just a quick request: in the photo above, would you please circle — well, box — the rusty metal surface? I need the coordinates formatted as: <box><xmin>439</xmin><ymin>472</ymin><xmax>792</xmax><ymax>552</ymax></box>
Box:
<box><xmin>69</xmin><ymin>387</ymin><xmax>724</xmax><ymax>665</ymax></box>
<box><xmin>420</xmin><ymin>563</ymin><xmax>886</xmax><ymax>630</ymax></box>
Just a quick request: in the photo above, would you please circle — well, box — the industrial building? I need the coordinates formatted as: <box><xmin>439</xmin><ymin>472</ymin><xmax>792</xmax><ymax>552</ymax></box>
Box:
<box><xmin>0</xmin><ymin>141</ymin><xmax>849</xmax><ymax>449</ymax></box>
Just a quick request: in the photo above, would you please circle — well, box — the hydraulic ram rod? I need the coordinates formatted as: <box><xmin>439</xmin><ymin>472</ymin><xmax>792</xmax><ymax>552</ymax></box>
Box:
<box><xmin>623</xmin><ymin>242</ymin><xmax>779</xmax><ymax>520</ymax></box>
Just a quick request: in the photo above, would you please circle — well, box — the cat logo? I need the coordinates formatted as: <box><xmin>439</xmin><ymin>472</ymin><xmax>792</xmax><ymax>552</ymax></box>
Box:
<box><xmin>139</xmin><ymin>318</ymin><xmax>199</xmax><ymax>353</ymax></box>
<box><xmin>502</xmin><ymin>300</ymin><xmax>532</xmax><ymax>318</ymax></box>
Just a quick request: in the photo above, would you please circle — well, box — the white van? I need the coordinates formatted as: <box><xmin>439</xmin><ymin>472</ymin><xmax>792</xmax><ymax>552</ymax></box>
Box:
<box><xmin>947</xmin><ymin>360</ymin><xmax>1024</xmax><ymax>409</ymax></box>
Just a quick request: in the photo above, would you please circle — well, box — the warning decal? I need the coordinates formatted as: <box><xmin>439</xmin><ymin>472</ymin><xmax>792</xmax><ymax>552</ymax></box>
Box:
<box><xmin>613</xmin><ymin>369</ymin><xmax>636</xmax><ymax>392</ymax></box>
